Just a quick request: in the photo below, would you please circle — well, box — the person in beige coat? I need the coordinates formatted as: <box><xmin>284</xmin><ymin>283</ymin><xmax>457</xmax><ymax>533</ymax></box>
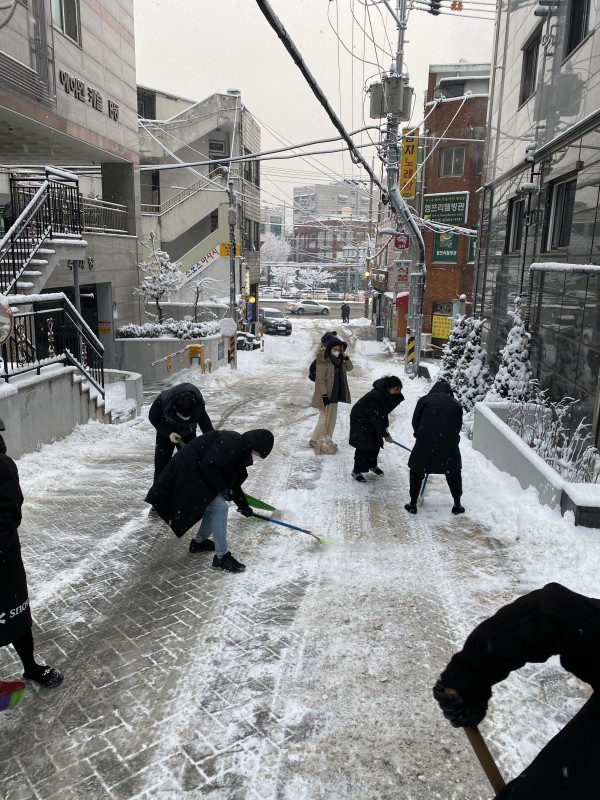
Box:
<box><xmin>310</xmin><ymin>337</ymin><xmax>353</xmax><ymax>447</ymax></box>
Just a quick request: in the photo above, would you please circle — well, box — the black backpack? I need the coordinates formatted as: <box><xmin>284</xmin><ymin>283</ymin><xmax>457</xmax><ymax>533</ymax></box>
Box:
<box><xmin>308</xmin><ymin>359</ymin><xmax>316</xmax><ymax>382</ymax></box>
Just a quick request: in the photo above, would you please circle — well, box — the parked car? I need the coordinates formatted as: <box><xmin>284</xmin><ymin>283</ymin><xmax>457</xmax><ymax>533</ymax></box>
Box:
<box><xmin>236</xmin><ymin>331</ymin><xmax>261</xmax><ymax>351</ymax></box>
<box><xmin>287</xmin><ymin>299</ymin><xmax>330</xmax><ymax>315</ymax></box>
<box><xmin>259</xmin><ymin>307</ymin><xmax>292</xmax><ymax>335</ymax></box>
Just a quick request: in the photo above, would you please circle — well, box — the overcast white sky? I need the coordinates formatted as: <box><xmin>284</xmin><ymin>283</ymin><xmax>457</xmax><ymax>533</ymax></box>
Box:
<box><xmin>133</xmin><ymin>0</ymin><xmax>495</xmax><ymax>209</ymax></box>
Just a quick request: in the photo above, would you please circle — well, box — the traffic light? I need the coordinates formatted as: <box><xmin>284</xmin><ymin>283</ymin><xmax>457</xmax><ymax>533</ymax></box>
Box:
<box><xmin>429</xmin><ymin>0</ymin><xmax>441</xmax><ymax>13</ymax></box>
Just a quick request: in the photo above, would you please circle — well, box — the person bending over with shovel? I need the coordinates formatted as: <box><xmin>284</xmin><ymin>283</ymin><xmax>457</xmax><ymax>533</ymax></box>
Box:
<box><xmin>433</xmin><ymin>582</ymin><xmax>600</xmax><ymax>799</ymax></box>
<box><xmin>149</xmin><ymin>382</ymin><xmax>213</xmax><ymax>484</ymax></box>
<box><xmin>349</xmin><ymin>375</ymin><xmax>404</xmax><ymax>482</ymax></box>
<box><xmin>309</xmin><ymin>336</ymin><xmax>353</xmax><ymax>453</ymax></box>
<box><xmin>145</xmin><ymin>428</ymin><xmax>274</xmax><ymax>573</ymax></box>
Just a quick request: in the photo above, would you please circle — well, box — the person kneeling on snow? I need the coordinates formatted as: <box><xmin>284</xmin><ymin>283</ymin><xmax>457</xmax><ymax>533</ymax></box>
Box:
<box><xmin>349</xmin><ymin>375</ymin><xmax>404</xmax><ymax>482</ymax></box>
<box><xmin>433</xmin><ymin>582</ymin><xmax>600</xmax><ymax>799</ymax></box>
<box><xmin>149</xmin><ymin>382</ymin><xmax>213</xmax><ymax>484</ymax></box>
<box><xmin>145</xmin><ymin>428</ymin><xmax>274</xmax><ymax>573</ymax></box>
<box><xmin>405</xmin><ymin>379</ymin><xmax>464</xmax><ymax>515</ymax></box>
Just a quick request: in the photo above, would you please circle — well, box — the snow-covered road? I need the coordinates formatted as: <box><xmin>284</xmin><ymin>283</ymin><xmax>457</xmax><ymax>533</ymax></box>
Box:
<box><xmin>1</xmin><ymin>316</ymin><xmax>598</xmax><ymax>799</ymax></box>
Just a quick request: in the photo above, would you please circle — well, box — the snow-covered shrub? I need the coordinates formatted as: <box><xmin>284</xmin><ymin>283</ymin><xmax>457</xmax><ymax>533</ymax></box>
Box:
<box><xmin>117</xmin><ymin>318</ymin><xmax>221</xmax><ymax>339</ymax></box>
<box><xmin>489</xmin><ymin>307</ymin><xmax>532</xmax><ymax>401</ymax></box>
<box><xmin>453</xmin><ymin>318</ymin><xmax>493</xmax><ymax>412</ymax></box>
<box><xmin>439</xmin><ymin>315</ymin><xmax>473</xmax><ymax>386</ymax></box>
<box><xmin>506</xmin><ymin>384</ymin><xmax>600</xmax><ymax>482</ymax></box>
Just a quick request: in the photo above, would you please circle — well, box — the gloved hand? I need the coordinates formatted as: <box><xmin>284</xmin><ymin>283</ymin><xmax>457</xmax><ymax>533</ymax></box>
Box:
<box><xmin>322</xmin><ymin>395</ymin><xmax>330</xmax><ymax>406</ymax></box>
<box><xmin>169</xmin><ymin>432</ymin><xmax>183</xmax><ymax>444</ymax></box>
<box><xmin>237</xmin><ymin>504</ymin><xmax>253</xmax><ymax>517</ymax></box>
<box><xmin>385</xmin><ymin>434</ymin><xmax>393</xmax><ymax>443</ymax></box>
<box><xmin>220</xmin><ymin>489</ymin><xmax>234</xmax><ymax>502</ymax></box>
<box><xmin>432</xmin><ymin>681</ymin><xmax>488</xmax><ymax>728</ymax></box>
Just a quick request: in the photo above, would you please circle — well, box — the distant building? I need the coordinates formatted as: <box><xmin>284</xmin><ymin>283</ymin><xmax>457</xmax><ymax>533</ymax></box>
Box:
<box><xmin>138</xmin><ymin>87</ymin><xmax>261</xmax><ymax>309</ymax></box>
<box><xmin>421</xmin><ymin>63</ymin><xmax>490</xmax><ymax>344</ymax></box>
<box><xmin>260</xmin><ymin>205</ymin><xmax>286</xmax><ymax>243</ymax></box>
<box><xmin>293</xmin><ymin>181</ymin><xmax>371</xmax><ymax>225</ymax></box>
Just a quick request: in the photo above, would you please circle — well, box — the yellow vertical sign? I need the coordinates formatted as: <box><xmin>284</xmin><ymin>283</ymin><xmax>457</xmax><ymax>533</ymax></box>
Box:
<box><xmin>400</xmin><ymin>129</ymin><xmax>419</xmax><ymax>199</ymax></box>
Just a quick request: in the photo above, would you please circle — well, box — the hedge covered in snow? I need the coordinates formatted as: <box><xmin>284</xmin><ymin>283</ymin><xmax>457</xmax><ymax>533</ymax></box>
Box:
<box><xmin>117</xmin><ymin>318</ymin><xmax>221</xmax><ymax>340</ymax></box>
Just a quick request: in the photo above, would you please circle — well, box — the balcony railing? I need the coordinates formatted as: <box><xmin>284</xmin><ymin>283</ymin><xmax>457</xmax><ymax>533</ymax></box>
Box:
<box><xmin>81</xmin><ymin>197</ymin><xmax>128</xmax><ymax>234</ymax></box>
<box><xmin>1</xmin><ymin>292</ymin><xmax>104</xmax><ymax>397</ymax></box>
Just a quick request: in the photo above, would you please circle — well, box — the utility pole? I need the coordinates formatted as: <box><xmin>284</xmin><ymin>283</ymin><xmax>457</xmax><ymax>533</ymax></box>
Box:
<box><xmin>227</xmin><ymin>178</ymin><xmax>237</xmax><ymax>369</ymax></box>
<box><xmin>382</xmin><ymin>0</ymin><xmax>426</xmax><ymax>378</ymax></box>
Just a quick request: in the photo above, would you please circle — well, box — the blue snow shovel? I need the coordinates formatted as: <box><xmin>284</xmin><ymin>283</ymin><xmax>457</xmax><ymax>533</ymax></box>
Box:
<box><xmin>392</xmin><ymin>440</ymin><xmax>412</xmax><ymax>453</ymax></box>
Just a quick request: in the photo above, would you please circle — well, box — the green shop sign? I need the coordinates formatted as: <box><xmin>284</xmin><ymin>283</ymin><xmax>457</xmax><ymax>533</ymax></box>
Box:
<box><xmin>468</xmin><ymin>234</ymin><xmax>477</xmax><ymax>263</ymax></box>
<box><xmin>433</xmin><ymin>232</ymin><xmax>458</xmax><ymax>263</ymax></box>
<box><xmin>423</xmin><ymin>192</ymin><xmax>469</xmax><ymax>224</ymax></box>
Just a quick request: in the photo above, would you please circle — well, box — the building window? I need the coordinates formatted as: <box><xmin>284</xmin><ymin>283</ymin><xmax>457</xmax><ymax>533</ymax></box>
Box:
<box><xmin>506</xmin><ymin>197</ymin><xmax>525</xmax><ymax>253</ymax></box>
<box><xmin>566</xmin><ymin>0</ymin><xmax>590</xmax><ymax>56</ymax></box>
<box><xmin>270</xmin><ymin>216</ymin><xmax>282</xmax><ymax>237</ymax></box>
<box><xmin>439</xmin><ymin>147</ymin><xmax>465</xmax><ymax>177</ymax></box>
<box><xmin>520</xmin><ymin>30</ymin><xmax>541</xmax><ymax>105</ymax></box>
<box><xmin>546</xmin><ymin>178</ymin><xmax>577</xmax><ymax>249</ymax></box>
<box><xmin>51</xmin><ymin>0</ymin><xmax>81</xmax><ymax>44</ymax></box>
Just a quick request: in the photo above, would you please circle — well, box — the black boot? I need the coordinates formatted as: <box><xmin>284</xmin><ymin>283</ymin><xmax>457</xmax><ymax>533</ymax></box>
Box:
<box><xmin>452</xmin><ymin>504</ymin><xmax>465</xmax><ymax>515</ymax></box>
<box><xmin>23</xmin><ymin>665</ymin><xmax>64</xmax><ymax>688</ymax></box>
<box><xmin>212</xmin><ymin>552</ymin><xmax>246</xmax><ymax>573</ymax></box>
<box><xmin>404</xmin><ymin>503</ymin><xmax>417</xmax><ymax>515</ymax></box>
<box><xmin>189</xmin><ymin>538</ymin><xmax>216</xmax><ymax>553</ymax></box>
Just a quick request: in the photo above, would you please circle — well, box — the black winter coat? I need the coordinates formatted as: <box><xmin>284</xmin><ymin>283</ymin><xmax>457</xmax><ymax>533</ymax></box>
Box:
<box><xmin>349</xmin><ymin>379</ymin><xmax>404</xmax><ymax>451</ymax></box>
<box><xmin>408</xmin><ymin>381</ymin><xmax>462</xmax><ymax>474</ymax></box>
<box><xmin>0</xmin><ymin>451</ymin><xmax>32</xmax><ymax>647</ymax></box>
<box><xmin>148</xmin><ymin>383</ymin><xmax>213</xmax><ymax>439</ymax></box>
<box><xmin>145</xmin><ymin>430</ymin><xmax>253</xmax><ymax>537</ymax></box>
<box><xmin>440</xmin><ymin>583</ymin><xmax>600</xmax><ymax>799</ymax></box>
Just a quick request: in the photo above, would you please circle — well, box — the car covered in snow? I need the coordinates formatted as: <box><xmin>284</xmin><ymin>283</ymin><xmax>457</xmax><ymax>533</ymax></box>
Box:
<box><xmin>258</xmin><ymin>307</ymin><xmax>292</xmax><ymax>335</ymax></box>
<box><xmin>287</xmin><ymin>299</ymin><xmax>330</xmax><ymax>315</ymax></box>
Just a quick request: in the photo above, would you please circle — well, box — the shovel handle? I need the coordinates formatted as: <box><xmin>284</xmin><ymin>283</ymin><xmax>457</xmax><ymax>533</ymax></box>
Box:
<box><xmin>464</xmin><ymin>726</ymin><xmax>506</xmax><ymax>794</ymax></box>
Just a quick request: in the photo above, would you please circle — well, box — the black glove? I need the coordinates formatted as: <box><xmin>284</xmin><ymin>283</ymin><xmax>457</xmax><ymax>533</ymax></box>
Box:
<box><xmin>220</xmin><ymin>489</ymin><xmax>234</xmax><ymax>502</ymax></box>
<box><xmin>322</xmin><ymin>395</ymin><xmax>330</xmax><ymax>406</ymax></box>
<box><xmin>432</xmin><ymin>681</ymin><xmax>488</xmax><ymax>728</ymax></box>
<box><xmin>237</xmin><ymin>504</ymin><xmax>254</xmax><ymax>517</ymax></box>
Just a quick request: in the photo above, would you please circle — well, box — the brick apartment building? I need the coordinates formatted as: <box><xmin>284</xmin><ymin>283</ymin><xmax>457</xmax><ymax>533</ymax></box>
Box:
<box><xmin>421</xmin><ymin>63</ymin><xmax>490</xmax><ymax>344</ymax></box>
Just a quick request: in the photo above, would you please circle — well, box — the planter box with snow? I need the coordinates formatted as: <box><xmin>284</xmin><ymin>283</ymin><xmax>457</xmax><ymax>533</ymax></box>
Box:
<box><xmin>472</xmin><ymin>402</ymin><xmax>600</xmax><ymax>528</ymax></box>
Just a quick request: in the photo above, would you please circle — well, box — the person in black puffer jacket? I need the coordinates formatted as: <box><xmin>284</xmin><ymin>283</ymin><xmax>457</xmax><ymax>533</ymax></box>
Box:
<box><xmin>145</xmin><ymin>428</ymin><xmax>274</xmax><ymax>573</ymax></box>
<box><xmin>349</xmin><ymin>375</ymin><xmax>404</xmax><ymax>481</ymax></box>
<box><xmin>0</xmin><ymin>417</ymin><xmax>63</xmax><ymax>689</ymax></box>
<box><xmin>149</xmin><ymin>382</ymin><xmax>213</xmax><ymax>483</ymax></box>
<box><xmin>433</xmin><ymin>582</ymin><xmax>600</xmax><ymax>799</ymax></box>
<box><xmin>405</xmin><ymin>379</ymin><xmax>464</xmax><ymax>514</ymax></box>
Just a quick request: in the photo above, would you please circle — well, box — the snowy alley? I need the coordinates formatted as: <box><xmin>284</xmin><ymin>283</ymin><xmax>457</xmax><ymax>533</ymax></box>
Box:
<box><xmin>1</xmin><ymin>316</ymin><xmax>598</xmax><ymax>800</ymax></box>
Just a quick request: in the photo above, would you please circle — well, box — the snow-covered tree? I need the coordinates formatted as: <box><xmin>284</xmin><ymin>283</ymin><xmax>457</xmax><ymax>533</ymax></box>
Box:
<box><xmin>260</xmin><ymin>233</ymin><xmax>291</xmax><ymax>283</ymax></box>
<box><xmin>296</xmin><ymin>266</ymin><xmax>335</xmax><ymax>296</ymax></box>
<box><xmin>269</xmin><ymin>265</ymin><xmax>297</xmax><ymax>289</ymax></box>
<box><xmin>490</xmin><ymin>306</ymin><xmax>532</xmax><ymax>401</ymax></box>
<box><xmin>134</xmin><ymin>231</ymin><xmax>184</xmax><ymax>323</ymax></box>
<box><xmin>439</xmin><ymin>315</ymin><xmax>474</xmax><ymax>387</ymax></box>
<box><xmin>453</xmin><ymin>318</ymin><xmax>493</xmax><ymax>412</ymax></box>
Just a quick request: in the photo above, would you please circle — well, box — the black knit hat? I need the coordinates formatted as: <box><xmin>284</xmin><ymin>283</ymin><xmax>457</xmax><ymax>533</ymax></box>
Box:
<box><xmin>242</xmin><ymin>429</ymin><xmax>274</xmax><ymax>458</ymax></box>
<box><xmin>320</xmin><ymin>331</ymin><xmax>338</xmax><ymax>345</ymax></box>
<box><xmin>175</xmin><ymin>392</ymin><xmax>194</xmax><ymax>416</ymax></box>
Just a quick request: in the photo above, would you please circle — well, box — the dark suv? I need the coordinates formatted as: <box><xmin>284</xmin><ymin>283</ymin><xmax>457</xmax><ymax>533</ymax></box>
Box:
<box><xmin>259</xmin><ymin>307</ymin><xmax>292</xmax><ymax>336</ymax></box>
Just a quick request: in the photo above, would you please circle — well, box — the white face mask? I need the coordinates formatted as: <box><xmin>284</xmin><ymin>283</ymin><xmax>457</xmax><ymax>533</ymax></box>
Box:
<box><xmin>331</xmin><ymin>349</ymin><xmax>341</xmax><ymax>357</ymax></box>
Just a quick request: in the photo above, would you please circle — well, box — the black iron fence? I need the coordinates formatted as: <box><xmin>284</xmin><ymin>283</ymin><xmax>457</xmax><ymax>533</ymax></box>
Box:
<box><xmin>0</xmin><ymin>293</ymin><xmax>104</xmax><ymax>397</ymax></box>
<box><xmin>0</xmin><ymin>168</ymin><xmax>82</xmax><ymax>295</ymax></box>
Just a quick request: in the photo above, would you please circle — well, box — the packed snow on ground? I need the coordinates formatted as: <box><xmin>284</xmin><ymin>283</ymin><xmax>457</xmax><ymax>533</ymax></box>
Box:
<box><xmin>3</xmin><ymin>315</ymin><xmax>600</xmax><ymax>798</ymax></box>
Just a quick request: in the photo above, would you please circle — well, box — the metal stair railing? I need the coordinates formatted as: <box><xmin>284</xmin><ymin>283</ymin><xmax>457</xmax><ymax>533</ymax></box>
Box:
<box><xmin>0</xmin><ymin>167</ymin><xmax>83</xmax><ymax>295</ymax></box>
<box><xmin>1</xmin><ymin>292</ymin><xmax>104</xmax><ymax>398</ymax></box>
<box><xmin>140</xmin><ymin>171</ymin><xmax>226</xmax><ymax>215</ymax></box>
